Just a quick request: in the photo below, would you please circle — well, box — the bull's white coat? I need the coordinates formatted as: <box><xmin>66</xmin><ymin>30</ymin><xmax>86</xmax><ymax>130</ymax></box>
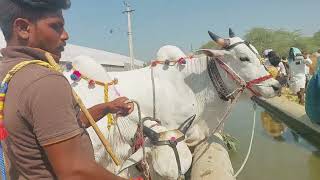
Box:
<box><xmin>63</xmin><ymin>36</ymin><xmax>280</xmax><ymax>179</ymax></box>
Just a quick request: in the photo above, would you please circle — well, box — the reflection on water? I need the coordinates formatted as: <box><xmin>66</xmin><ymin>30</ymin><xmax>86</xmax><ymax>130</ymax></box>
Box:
<box><xmin>205</xmin><ymin>100</ymin><xmax>320</xmax><ymax>180</ymax></box>
<box><xmin>261</xmin><ymin>111</ymin><xmax>286</xmax><ymax>139</ymax></box>
<box><xmin>260</xmin><ymin>111</ymin><xmax>318</xmax><ymax>152</ymax></box>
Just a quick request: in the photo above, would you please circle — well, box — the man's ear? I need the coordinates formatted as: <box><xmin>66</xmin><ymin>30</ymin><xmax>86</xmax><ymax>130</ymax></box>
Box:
<box><xmin>13</xmin><ymin>18</ymin><xmax>32</xmax><ymax>40</ymax></box>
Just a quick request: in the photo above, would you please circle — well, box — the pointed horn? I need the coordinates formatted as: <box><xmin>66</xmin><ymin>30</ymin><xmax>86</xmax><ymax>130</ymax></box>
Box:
<box><xmin>208</xmin><ymin>31</ymin><xmax>226</xmax><ymax>47</ymax></box>
<box><xmin>229</xmin><ymin>28</ymin><xmax>235</xmax><ymax>38</ymax></box>
<box><xmin>178</xmin><ymin>115</ymin><xmax>196</xmax><ymax>134</ymax></box>
<box><xmin>117</xmin><ymin>146</ymin><xmax>151</xmax><ymax>175</ymax></box>
<box><xmin>208</xmin><ymin>31</ymin><xmax>222</xmax><ymax>42</ymax></box>
<box><xmin>143</xmin><ymin>126</ymin><xmax>159</xmax><ymax>142</ymax></box>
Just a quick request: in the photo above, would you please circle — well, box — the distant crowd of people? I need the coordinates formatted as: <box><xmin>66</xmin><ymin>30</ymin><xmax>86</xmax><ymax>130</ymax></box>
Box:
<box><xmin>262</xmin><ymin>47</ymin><xmax>319</xmax><ymax>104</ymax></box>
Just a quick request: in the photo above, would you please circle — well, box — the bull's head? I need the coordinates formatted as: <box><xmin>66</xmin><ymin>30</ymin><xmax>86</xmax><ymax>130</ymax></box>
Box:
<box><xmin>118</xmin><ymin>115</ymin><xmax>196</xmax><ymax>179</ymax></box>
<box><xmin>200</xmin><ymin>28</ymin><xmax>281</xmax><ymax>98</ymax></box>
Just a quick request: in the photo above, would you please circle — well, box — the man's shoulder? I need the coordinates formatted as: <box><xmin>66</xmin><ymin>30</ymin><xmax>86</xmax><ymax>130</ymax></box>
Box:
<box><xmin>26</xmin><ymin>63</ymin><xmax>61</xmax><ymax>75</ymax></box>
<box><xmin>22</xmin><ymin>64</ymin><xmax>70</xmax><ymax>89</ymax></box>
<box><xmin>0</xmin><ymin>60</ymin><xmax>69</xmax><ymax>90</ymax></box>
<box><xmin>12</xmin><ymin>62</ymin><xmax>63</xmax><ymax>81</ymax></box>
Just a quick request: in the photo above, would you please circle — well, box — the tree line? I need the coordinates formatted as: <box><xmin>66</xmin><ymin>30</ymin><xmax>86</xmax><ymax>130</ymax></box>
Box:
<box><xmin>201</xmin><ymin>27</ymin><xmax>320</xmax><ymax>58</ymax></box>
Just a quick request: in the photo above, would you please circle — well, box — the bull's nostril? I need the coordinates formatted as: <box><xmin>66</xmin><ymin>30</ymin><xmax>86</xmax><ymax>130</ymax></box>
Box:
<box><xmin>272</xmin><ymin>85</ymin><xmax>280</xmax><ymax>91</ymax></box>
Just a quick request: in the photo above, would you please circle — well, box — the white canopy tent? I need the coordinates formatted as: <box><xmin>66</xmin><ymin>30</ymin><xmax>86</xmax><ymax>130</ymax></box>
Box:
<box><xmin>0</xmin><ymin>30</ymin><xmax>144</xmax><ymax>71</ymax></box>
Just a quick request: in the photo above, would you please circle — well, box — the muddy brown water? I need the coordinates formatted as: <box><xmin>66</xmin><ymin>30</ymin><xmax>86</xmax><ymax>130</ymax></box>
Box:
<box><xmin>204</xmin><ymin>100</ymin><xmax>320</xmax><ymax>180</ymax></box>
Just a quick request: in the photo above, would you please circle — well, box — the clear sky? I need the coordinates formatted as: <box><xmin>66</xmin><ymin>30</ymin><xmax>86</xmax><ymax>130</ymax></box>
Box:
<box><xmin>64</xmin><ymin>0</ymin><xmax>320</xmax><ymax>61</ymax></box>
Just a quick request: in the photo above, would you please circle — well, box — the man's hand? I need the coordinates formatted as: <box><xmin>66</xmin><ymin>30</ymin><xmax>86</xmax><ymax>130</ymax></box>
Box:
<box><xmin>79</xmin><ymin>97</ymin><xmax>134</xmax><ymax>128</ymax></box>
<box><xmin>106</xmin><ymin>97</ymin><xmax>134</xmax><ymax>117</ymax></box>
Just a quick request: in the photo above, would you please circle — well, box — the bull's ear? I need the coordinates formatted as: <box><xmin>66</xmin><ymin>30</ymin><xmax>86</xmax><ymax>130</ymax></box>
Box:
<box><xmin>117</xmin><ymin>146</ymin><xmax>151</xmax><ymax>175</ymax></box>
<box><xmin>178</xmin><ymin>115</ymin><xmax>196</xmax><ymax>134</ymax></box>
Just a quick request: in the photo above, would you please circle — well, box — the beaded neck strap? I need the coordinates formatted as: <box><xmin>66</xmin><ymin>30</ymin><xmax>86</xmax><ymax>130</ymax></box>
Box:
<box><xmin>65</xmin><ymin>62</ymin><xmax>119</xmax><ymax>129</ymax></box>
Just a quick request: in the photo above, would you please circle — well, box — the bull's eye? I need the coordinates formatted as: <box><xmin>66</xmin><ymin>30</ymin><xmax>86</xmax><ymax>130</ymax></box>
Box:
<box><xmin>240</xmin><ymin>57</ymin><xmax>250</xmax><ymax>62</ymax></box>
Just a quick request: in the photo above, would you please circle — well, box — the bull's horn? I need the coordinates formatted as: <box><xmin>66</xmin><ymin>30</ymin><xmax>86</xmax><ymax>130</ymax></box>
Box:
<box><xmin>143</xmin><ymin>126</ymin><xmax>160</xmax><ymax>142</ymax></box>
<box><xmin>178</xmin><ymin>114</ymin><xmax>196</xmax><ymax>134</ymax></box>
<box><xmin>229</xmin><ymin>28</ymin><xmax>235</xmax><ymax>38</ymax></box>
<box><xmin>117</xmin><ymin>146</ymin><xmax>151</xmax><ymax>175</ymax></box>
<box><xmin>208</xmin><ymin>31</ymin><xmax>222</xmax><ymax>42</ymax></box>
<box><xmin>208</xmin><ymin>31</ymin><xmax>225</xmax><ymax>47</ymax></box>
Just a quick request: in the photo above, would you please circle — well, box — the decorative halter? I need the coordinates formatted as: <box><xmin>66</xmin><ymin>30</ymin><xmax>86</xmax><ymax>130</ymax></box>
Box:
<box><xmin>65</xmin><ymin>62</ymin><xmax>119</xmax><ymax>129</ymax></box>
<box><xmin>213</xmin><ymin>56</ymin><xmax>273</xmax><ymax>97</ymax></box>
<box><xmin>221</xmin><ymin>41</ymin><xmax>273</xmax><ymax>97</ymax></box>
<box><xmin>205</xmin><ymin>41</ymin><xmax>273</xmax><ymax>101</ymax></box>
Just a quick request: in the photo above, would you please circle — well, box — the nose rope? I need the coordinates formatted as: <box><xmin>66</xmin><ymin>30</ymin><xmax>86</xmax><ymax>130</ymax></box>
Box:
<box><xmin>126</xmin><ymin>100</ymin><xmax>151</xmax><ymax>180</ymax></box>
<box><xmin>233</xmin><ymin>102</ymin><xmax>257</xmax><ymax>178</ymax></box>
<box><xmin>123</xmin><ymin>99</ymin><xmax>186</xmax><ymax>180</ymax></box>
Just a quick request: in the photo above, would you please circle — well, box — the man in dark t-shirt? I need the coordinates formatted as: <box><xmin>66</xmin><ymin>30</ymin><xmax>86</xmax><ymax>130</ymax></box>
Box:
<box><xmin>0</xmin><ymin>0</ymin><xmax>133</xmax><ymax>179</ymax></box>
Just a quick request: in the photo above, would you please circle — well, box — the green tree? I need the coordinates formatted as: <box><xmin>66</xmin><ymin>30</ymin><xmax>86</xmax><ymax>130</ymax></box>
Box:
<box><xmin>200</xmin><ymin>27</ymin><xmax>320</xmax><ymax>57</ymax></box>
<box><xmin>245</xmin><ymin>28</ymin><xmax>301</xmax><ymax>57</ymax></box>
<box><xmin>200</xmin><ymin>41</ymin><xmax>219</xmax><ymax>49</ymax></box>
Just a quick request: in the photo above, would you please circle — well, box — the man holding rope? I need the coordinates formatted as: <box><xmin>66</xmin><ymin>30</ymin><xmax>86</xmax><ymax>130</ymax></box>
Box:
<box><xmin>0</xmin><ymin>0</ymin><xmax>134</xmax><ymax>179</ymax></box>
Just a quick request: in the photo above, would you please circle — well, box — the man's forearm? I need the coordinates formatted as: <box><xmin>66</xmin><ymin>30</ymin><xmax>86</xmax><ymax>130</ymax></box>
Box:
<box><xmin>79</xmin><ymin>103</ymin><xmax>111</xmax><ymax>128</ymax></box>
<box><xmin>59</xmin><ymin>159</ymin><xmax>126</xmax><ymax>180</ymax></box>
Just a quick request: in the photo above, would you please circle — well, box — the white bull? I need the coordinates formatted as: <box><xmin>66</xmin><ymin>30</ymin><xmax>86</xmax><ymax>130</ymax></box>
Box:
<box><xmin>63</xmin><ymin>29</ymin><xmax>281</xmax><ymax>179</ymax></box>
<box><xmin>64</xmin><ymin>56</ymin><xmax>194</xmax><ymax>179</ymax></box>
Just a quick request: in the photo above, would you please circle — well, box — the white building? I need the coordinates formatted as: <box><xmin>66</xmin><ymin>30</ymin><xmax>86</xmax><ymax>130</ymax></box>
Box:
<box><xmin>0</xmin><ymin>30</ymin><xmax>145</xmax><ymax>71</ymax></box>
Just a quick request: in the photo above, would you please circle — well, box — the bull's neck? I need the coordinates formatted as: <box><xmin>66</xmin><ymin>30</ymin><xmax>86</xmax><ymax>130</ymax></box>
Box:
<box><xmin>183</xmin><ymin>58</ymin><xmax>250</xmax><ymax>127</ymax></box>
<box><xmin>180</xmin><ymin>57</ymin><xmax>246</xmax><ymax>116</ymax></box>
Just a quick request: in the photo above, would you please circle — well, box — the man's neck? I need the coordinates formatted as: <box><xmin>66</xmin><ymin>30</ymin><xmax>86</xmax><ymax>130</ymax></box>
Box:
<box><xmin>6</xmin><ymin>37</ymin><xmax>26</xmax><ymax>47</ymax></box>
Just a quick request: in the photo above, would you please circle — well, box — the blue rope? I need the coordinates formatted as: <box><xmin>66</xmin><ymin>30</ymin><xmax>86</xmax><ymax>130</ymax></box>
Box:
<box><xmin>0</xmin><ymin>143</ymin><xmax>6</xmax><ymax>180</ymax></box>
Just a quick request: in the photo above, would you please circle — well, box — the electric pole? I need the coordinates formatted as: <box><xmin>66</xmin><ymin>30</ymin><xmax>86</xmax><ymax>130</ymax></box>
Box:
<box><xmin>123</xmin><ymin>1</ymin><xmax>135</xmax><ymax>70</ymax></box>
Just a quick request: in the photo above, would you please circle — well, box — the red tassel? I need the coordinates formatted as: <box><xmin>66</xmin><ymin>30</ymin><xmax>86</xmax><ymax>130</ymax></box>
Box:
<box><xmin>73</xmin><ymin>70</ymin><xmax>81</xmax><ymax>78</ymax></box>
<box><xmin>88</xmin><ymin>80</ymin><xmax>96</xmax><ymax>88</ymax></box>
<box><xmin>0</xmin><ymin>123</ymin><xmax>8</xmax><ymax>140</ymax></box>
<box><xmin>177</xmin><ymin>58</ymin><xmax>186</xmax><ymax>65</ymax></box>
<box><xmin>131</xmin><ymin>176</ymin><xmax>144</xmax><ymax>180</ymax></box>
<box><xmin>151</xmin><ymin>61</ymin><xmax>158</xmax><ymax>67</ymax></box>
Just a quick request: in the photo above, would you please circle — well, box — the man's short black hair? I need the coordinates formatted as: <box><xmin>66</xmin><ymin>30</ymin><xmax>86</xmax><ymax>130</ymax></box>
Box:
<box><xmin>0</xmin><ymin>0</ymin><xmax>71</xmax><ymax>41</ymax></box>
<box><xmin>268</xmin><ymin>51</ymin><xmax>281</xmax><ymax>67</ymax></box>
